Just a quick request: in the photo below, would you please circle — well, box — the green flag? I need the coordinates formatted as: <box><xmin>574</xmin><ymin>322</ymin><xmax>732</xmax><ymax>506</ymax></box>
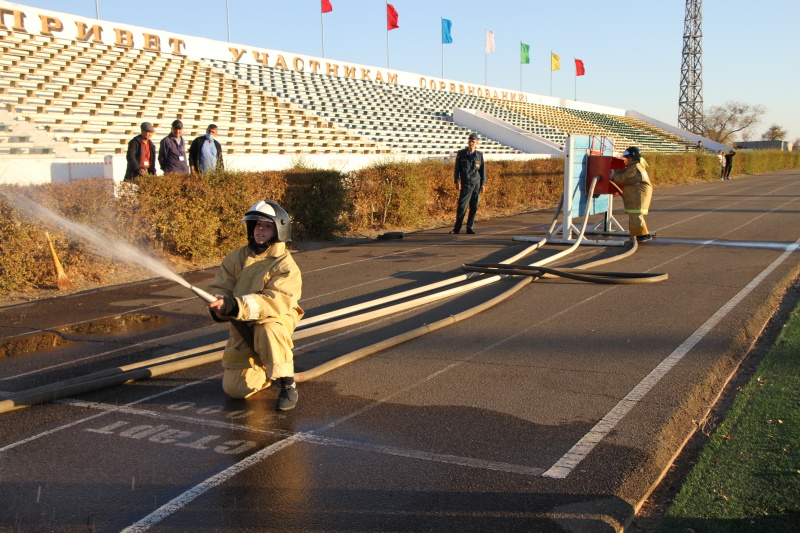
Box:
<box><xmin>520</xmin><ymin>42</ymin><xmax>530</xmax><ymax>64</ymax></box>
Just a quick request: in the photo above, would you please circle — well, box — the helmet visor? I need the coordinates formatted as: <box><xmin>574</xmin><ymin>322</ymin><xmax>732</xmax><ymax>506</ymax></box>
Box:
<box><xmin>242</xmin><ymin>213</ymin><xmax>275</xmax><ymax>223</ymax></box>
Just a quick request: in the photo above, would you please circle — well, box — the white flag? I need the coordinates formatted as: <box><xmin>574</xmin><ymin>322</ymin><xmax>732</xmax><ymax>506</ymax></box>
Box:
<box><xmin>485</xmin><ymin>30</ymin><xmax>495</xmax><ymax>53</ymax></box>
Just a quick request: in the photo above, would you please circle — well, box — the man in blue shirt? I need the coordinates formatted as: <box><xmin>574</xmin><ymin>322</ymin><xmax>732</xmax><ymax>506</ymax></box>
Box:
<box><xmin>450</xmin><ymin>133</ymin><xmax>487</xmax><ymax>234</ymax></box>
<box><xmin>189</xmin><ymin>124</ymin><xmax>225</xmax><ymax>174</ymax></box>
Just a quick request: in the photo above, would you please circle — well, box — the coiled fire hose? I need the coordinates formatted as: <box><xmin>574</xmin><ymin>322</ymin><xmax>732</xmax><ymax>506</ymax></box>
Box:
<box><xmin>460</xmin><ymin>263</ymin><xmax>667</xmax><ymax>284</ymax></box>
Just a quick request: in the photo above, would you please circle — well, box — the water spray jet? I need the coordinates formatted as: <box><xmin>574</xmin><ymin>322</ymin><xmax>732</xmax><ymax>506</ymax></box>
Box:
<box><xmin>3</xmin><ymin>191</ymin><xmax>222</xmax><ymax>301</ymax></box>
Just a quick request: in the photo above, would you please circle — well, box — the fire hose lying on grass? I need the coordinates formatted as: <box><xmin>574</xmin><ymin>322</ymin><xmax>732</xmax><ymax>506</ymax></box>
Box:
<box><xmin>0</xmin><ymin>178</ymin><xmax>666</xmax><ymax>414</ymax></box>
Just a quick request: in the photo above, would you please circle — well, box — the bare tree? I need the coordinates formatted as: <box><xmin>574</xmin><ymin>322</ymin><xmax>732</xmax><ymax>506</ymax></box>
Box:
<box><xmin>701</xmin><ymin>101</ymin><xmax>766</xmax><ymax>145</ymax></box>
<box><xmin>761</xmin><ymin>124</ymin><xmax>787</xmax><ymax>141</ymax></box>
<box><xmin>794</xmin><ymin>139</ymin><xmax>800</xmax><ymax>151</ymax></box>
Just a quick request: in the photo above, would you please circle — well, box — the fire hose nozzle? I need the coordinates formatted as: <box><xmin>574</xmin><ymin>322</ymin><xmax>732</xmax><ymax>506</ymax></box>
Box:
<box><xmin>190</xmin><ymin>285</ymin><xmax>219</xmax><ymax>303</ymax></box>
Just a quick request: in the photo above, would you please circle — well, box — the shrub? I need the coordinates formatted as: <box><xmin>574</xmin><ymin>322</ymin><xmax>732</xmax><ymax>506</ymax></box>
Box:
<box><xmin>134</xmin><ymin>170</ymin><xmax>286</xmax><ymax>259</ymax></box>
<box><xmin>0</xmin><ymin>151</ymin><xmax>797</xmax><ymax>295</ymax></box>
<box><xmin>283</xmin><ymin>169</ymin><xmax>348</xmax><ymax>239</ymax></box>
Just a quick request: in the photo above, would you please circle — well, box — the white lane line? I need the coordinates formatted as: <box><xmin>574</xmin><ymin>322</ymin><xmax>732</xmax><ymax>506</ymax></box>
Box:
<box><xmin>299</xmin><ymin>226</ymin><xmax>521</xmax><ymax>275</ymax></box>
<box><xmin>119</xmin><ymin>434</ymin><xmax>303</xmax><ymax>533</ymax></box>
<box><xmin>0</xmin><ymin>406</ymin><xmax>111</xmax><ymax>455</ymax></box>
<box><xmin>0</xmin><ymin>296</ymin><xmax>197</xmax><ymax>341</ymax></box>
<box><xmin>304</xmin><ymin>434</ymin><xmax>545</xmax><ymax>476</ymax></box>
<box><xmin>657</xmin><ymin>237</ymin><xmax>800</xmax><ymax>251</ymax></box>
<box><xmin>650</xmin><ymin>181</ymin><xmax>762</xmax><ymax>207</ymax></box>
<box><xmin>0</xmin><ymin>376</ymin><xmax>217</xmax><ymax>453</ymax></box>
<box><xmin>59</xmin><ymin>398</ymin><xmax>294</xmax><ymax>439</ymax></box>
<box><xmin>1</xmin><ymin>323</ymin><xmax>226</xmax><ymax>381</ymax></box>
<box><xmin>301</xmin><ymin>246</ymin><xmax>512</xmax><ymax>302</ymax></box>
<box><xmin>295</xmin><ymin>300</ymin><xmax>440</xmax><ymax>352</ymax></box>
<box><xmin>542</xmin><ymin>236</ymin><xmax>800</xmax><ymax>479</ymax></box>
<box><xmin>62</xmin><ymin>399</ymin><xmax>544</xmax><ymax>476</ymax></box>
<box><xmin>656</xmin><ymin>180</ymin><xmax>797</xmax><ymax>232</ymax></box>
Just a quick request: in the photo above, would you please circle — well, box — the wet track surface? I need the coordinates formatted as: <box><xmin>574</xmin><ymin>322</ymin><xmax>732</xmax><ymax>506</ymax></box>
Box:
<box><xmin>2</xmin><ymin>169</ymin><xmax>800</xmax><ymax>532</ymax></box>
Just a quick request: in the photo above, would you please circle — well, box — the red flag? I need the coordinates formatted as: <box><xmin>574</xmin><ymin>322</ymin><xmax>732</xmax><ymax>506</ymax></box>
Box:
<box><xmin>322</xmin><ymin>0</ymin><xmax>332</xmax><ymax>13</ymax></box>
<box><xmin>575</xmin><ymin>59</ymin><xmax>585</xmax><ymax>76</ymax></box>
<box><xmin>387</xmin><ymin>3</ymin><xmax>399</xmax><ymax>30</ymax></box>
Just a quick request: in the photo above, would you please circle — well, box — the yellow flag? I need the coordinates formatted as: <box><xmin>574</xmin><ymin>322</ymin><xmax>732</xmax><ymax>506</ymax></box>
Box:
<box><xmin>551</xmin><ymin>52</ymin><xmax>560</xmax><ymax>71</ymax></box>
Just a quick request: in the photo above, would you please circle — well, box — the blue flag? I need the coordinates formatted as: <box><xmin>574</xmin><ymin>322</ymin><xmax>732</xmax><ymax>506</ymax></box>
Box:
<box><xmin>442</xmin><ymin>18</ymin><xmax>453</xmax><ymax>44</ymax></box>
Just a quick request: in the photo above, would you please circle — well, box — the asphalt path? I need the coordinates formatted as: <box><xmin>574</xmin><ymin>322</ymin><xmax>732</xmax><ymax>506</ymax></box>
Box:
<box><xmin>1</xmin><ymin>169</ymin><xmax>799</xmax><ymax>532</ymax></box>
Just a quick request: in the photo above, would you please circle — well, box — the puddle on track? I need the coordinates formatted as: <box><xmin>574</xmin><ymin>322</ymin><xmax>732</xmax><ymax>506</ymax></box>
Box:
<box><xmin>0</xmin><ymin>313</ymin><xmax>174</xmax><ymax>359</ymax></box>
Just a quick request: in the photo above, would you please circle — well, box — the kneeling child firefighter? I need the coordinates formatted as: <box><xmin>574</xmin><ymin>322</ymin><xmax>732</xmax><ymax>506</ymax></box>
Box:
<box><xmin>207</xmin><ymin>200</ymin><xmax>304</xmax><ymax>410</ymax></box>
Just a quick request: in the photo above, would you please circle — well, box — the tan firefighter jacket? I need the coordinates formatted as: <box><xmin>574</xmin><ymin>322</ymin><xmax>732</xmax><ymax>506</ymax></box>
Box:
<box><xmin>207</xmin><ymin>242</ymin><xmax>303</xmax><ymax>368</ymax></box>
<box><xmin>611</xmin><ymin>159</ymin><xmax>652</xmax><ymax>215</ymax></box>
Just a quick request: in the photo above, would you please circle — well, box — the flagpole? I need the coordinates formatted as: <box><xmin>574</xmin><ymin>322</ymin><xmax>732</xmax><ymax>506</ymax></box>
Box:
<box><xmin>574</xmin><ymin>58</ymin><xmax>577</xmax><ymax>101</ymax></box>
<box><xmin>485</xmin><ymin>29</ymin><xmax>488</xmax><ymax>85</ymax></box>
<box><xmin>225</xmin><ymin>0</ymin><xmax>231</xmax><ymax>42</ymax></box>
<box><xmin>95</xmin><ymin>0</ymin><xmax>99</xmax><ymax>19</ymax></box>
<box><xmin>550</xmin><ymin>50</ymin><xmax>553</xmax><ymax>96</ymax></box>
<box><xmin>520</xmin><ymin>41</ymin><xmax>522</xmax><ymax>92</ymax></box>
<box><xmin>321</xmin><ymin>7</ymin><xmax>326</xmax><ymax>57</ymax></box>
<box><xmin>386</xmin><ymin>1</ymin><xmax>391</xmax><ymax>69</ymax></box>
<box><xmin>441</xmin><ymin>18</ymin><xmax>444</xmax><ymax>78</ymax></box>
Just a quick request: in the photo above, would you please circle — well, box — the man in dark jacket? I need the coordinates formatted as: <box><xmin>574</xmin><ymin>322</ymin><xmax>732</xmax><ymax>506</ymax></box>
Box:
<box><xmin>450</xmin><ymin>132</ymin><xmax>487</xmax><ymax>234</ymax></box>
<box><xmin>189</xmin><ymin>124</ymin><xmax>224</xmax><ymax>174</ymax></box>
<box><xmin>158</xmin><ymin>119</ymin><xmax>190</xmax><ymax>175</ymax></box>
<box><xmin>123</xmin><ymin>122</ymin><xmax>157</xmax><ymax>182</ymax></box>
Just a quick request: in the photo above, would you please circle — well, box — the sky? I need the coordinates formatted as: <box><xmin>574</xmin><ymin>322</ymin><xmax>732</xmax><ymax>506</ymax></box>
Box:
<box><xmin>13</xmin><ymin>0</ymin><xmax>800</xmax><ymax>143</ymax></box>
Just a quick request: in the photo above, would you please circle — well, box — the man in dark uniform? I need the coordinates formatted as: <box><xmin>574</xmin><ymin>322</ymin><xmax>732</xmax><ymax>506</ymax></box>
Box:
<box><xmin>123</xmin><ymin>122</ymin><xmax>156</xmax><ymax>182</ymax></box>
<box><xmin>451</xmin><ymin>132</ymin><xmax>487</xmax><ymax>234</ymax></box>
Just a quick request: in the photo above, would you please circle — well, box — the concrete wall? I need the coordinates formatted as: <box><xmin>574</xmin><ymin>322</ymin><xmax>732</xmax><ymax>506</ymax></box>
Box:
<box><xmin>105</xmin><ymin>152</ymin><xmax>549</xmax><ymax>181</ymax></box>
<box><xmin>735</xmin><ymin>140</ymin><xmax>794</xmax><ymax>151</ymax></box>
<box><xmin>1</xmin><ymin>151</ymin><xmax>551</xmax><ymax>185</ymax></box>
<box><xmin>0</xmin><ymin>158</ymin><xmax>108</xmax><ymax>185</ymax></box>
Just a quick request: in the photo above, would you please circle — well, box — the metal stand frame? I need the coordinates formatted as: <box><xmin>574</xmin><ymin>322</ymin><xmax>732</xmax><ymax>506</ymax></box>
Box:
<box><xmin>514</xmin><ymin>135</ymin><xmax>629</xmax><ymax>247</ymax></box>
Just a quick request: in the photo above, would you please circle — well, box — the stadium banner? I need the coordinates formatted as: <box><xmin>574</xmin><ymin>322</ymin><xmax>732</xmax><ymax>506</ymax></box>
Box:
<box><xmin>0</xmin><ymin>1</ymin><xmax>623</xmax><ymax>114</ymax></box>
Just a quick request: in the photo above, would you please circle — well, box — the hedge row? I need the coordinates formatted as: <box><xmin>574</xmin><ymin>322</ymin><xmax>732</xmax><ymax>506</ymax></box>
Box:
<box><xmin>1</xmin><ymin>151</ymin><xmax>798</xmax><ymax>294</ymax></box>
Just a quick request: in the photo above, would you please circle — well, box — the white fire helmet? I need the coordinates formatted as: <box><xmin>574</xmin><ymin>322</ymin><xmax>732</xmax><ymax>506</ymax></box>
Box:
<box><xmin>242</xmin><ymin>200</ymin><xmax>292</xmax><ymax>243</ymax></box>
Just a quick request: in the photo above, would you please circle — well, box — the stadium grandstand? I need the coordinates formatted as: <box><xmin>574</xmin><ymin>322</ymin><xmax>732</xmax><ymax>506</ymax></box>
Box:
<box><xmin>0</xmin><ymin>1</ymin><xmax>711</xmax><ymax>185</ymax></box>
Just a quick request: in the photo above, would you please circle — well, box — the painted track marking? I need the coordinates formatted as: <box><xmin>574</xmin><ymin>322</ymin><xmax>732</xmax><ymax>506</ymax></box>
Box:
<box><xmin>543</xmin><ymin>234</ymin><xmax>800</xmax><ymax>478</ymax></box>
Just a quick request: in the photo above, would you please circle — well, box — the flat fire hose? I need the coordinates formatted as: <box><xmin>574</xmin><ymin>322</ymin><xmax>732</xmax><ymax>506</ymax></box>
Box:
<box><xmin>460</xmin><ymin>262</ymin><xmax>667</xmax><ymax>284</ymax></box>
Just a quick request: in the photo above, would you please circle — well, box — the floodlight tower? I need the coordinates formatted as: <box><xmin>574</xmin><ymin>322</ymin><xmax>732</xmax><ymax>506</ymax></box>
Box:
<box><xmin>678</xmin><ymin>0</ymin><xmax>703</xmax><ymax>134</ymax></box>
